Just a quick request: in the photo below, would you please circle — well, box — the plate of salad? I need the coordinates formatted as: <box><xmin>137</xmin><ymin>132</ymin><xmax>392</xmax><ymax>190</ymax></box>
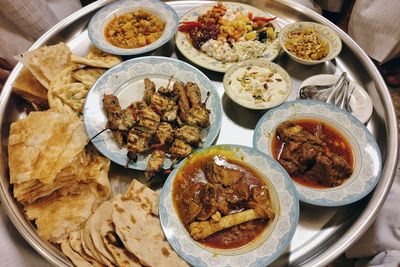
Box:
<box><xmin>175</xmin><ymin>2</ymin><xmax>281</xmax><ymax>73</ymax></box>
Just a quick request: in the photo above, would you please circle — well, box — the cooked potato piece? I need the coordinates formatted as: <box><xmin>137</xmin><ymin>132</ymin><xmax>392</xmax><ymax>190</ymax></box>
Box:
<box><xmin>104</xmin><ymin>9</ymin><xmax>165</xmax><ymax>49</ymax></box>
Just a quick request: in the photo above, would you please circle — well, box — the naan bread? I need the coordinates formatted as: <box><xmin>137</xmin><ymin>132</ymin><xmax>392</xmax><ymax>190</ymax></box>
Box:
<box><xmin>100</xmin><ymin>218</ymin><xmax>141</xmax><ymax>267</ymax></box>
<box><xmin>72</xmin><ymin>46</ymin><xmax>122</xmax><ymax>69</ymax></box>
<box><xmin>72</xmin><ymin>68</ymin><xmax>106</xmax><ymax>89</ymax></box>
<box><xmin>69</xmin><ymin>231</ymin><xmax>103</xmax><ymax>266</ymax></box>
<box><xmin>61</xmin><ymin>239</ymin><xmax>94</xmax><ymax>267</ymax></box>
<box><xmin>48</xmin><ymin>67</ymin><xmax>88</xmax><ymax>117</ymax></box>
<box><xmin>15</xmin><ymin>42</ymin><xmax>72</xmax><ymax>89</ymax></box>
<box><xmin>89</xmin><ymin>201</ymin><xmax>117</xmax><ymax>266</ymax></box>
<box><xmin>51</xmin><ymin>82</ymin><xmax>88</xmax><ymax>113</ymax></box>
<box><xmin>8</xmin><ymin>110</ymin><xmax>88</xmax><ymax>186</ymax></box>
<box><xmin>13</xmin><ymin>67</ymin><xmax>48</xmax><ymax>107</ymax></box>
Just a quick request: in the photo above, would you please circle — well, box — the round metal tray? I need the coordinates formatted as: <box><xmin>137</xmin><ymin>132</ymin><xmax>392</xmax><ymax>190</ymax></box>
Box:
<box><xmin>0</xmin><ymin>0</ymin><xmax>398</xmax><ymax>266</ymax></box>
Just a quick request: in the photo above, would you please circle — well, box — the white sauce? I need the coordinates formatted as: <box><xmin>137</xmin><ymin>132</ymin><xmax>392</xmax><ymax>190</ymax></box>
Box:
<box><xmin>227</xmin><ymin>65</ymin><xmax>288</xmax><ymax>108</ymax></box>
<box><xmin>201</xmin><ymin>40</ymin><xmax>267</xmax><ymax>63</ymax></box>
<box><xmin>200</xmin><ymin>40</ymin><xmax>238</xmax><ymax>62</ymax></box>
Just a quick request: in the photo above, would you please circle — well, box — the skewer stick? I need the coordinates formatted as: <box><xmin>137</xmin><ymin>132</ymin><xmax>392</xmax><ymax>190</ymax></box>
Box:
<box><xmin>89</xmin><ymin>128</ymin><xmax>110</xmax><ymax>142</ymax></box>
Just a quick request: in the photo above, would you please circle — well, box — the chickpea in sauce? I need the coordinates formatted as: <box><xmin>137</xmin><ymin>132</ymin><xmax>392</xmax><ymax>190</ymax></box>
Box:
<box><xmin>105</xmin><ymin>9</ymin><xmax>165</xmax><ymax>48</ymax></box>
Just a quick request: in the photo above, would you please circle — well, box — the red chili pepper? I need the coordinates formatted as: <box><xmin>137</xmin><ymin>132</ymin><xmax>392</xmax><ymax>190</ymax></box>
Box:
<box><xmin>248</xmin><ymin>12</ymin><xmax>253</xmax><ymax>20</ymax></box>
<box><xmin>178</xmin><ymin>22</ymin><xmax>202</xmax><ymax>32</ymax></box>
<box><xmin>252</xmin><ymin>16</ymin><xmax>277</xmax><ymax>22</ymax></box>
<box><xmin>179</xmin><ymin>21</ymin><xmax>202</xmax><ymax>27</ymax></box>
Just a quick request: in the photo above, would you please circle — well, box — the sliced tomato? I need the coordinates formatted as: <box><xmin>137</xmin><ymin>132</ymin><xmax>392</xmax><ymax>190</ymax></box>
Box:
<box><xmin>252</xmin><ymin>16</ymin><xmax>277</xmax><ymax>22</ymax></box>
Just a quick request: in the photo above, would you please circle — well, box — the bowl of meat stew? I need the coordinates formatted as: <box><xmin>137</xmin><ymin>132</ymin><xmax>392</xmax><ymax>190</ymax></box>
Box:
<box><xmin>253</xmin><ymin>100</ymin><xmax>382</xmax><ymax>207</ymax></box>
<box><xmin>159</xmin><ymin>145</ymin><xmax>299</xmax><ymax>266</ymax></box>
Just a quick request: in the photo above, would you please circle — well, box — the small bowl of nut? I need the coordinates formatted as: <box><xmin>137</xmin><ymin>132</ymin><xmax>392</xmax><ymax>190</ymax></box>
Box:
<box><xmin>280</xmin><ymin>22</ymin><xmax>342</xmax><ymax>65</ymax></box>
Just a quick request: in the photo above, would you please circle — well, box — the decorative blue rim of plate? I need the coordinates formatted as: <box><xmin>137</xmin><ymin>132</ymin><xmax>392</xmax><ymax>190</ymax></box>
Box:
<box><xmin>252</xmin><ymin>100</ymin><xmax>382</xmax><ymax>206</ymax></box>
<box><xmin>83</xmin><ymin>56</ymin><xmax>223</xmax><ymax>170</ymax></box>
<box><xmin>160</xmin><ymin>144</ymin><xmax>299</xmax><ymax>267</ymax></box>
<box><xmin>88</xmin><ymin>0</ymin><xmax>178</xmax><ymax>56</ymax></box>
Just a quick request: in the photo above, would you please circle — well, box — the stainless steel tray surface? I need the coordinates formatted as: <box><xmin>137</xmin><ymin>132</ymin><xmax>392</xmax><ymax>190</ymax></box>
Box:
<box><xmin>0</xmin><ymin>1</ymin><xmax>398</xmax><ymax>266</ymax></box>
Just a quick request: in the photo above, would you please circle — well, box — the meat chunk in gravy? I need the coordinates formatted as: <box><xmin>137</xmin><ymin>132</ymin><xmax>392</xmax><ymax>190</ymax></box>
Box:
<box><xmin>276</xmin><ymin>120</ymin><xmax>353</xmax><ymax>187</ymax></box>
<box><xmin>204</xmin><ymin>161</ymin><xmax>243</xmax><ymax>186</ymax></box>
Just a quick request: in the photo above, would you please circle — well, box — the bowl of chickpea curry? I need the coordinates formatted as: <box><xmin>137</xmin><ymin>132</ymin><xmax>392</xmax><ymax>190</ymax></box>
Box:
<box><xmin>88</xmin><ymin>0</ymin><xmax>178</xmax><ymax>55</ymax></box>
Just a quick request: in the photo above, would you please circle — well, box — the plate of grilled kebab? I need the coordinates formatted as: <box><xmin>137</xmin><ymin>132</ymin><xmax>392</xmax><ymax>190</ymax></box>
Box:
<box><xmin>84</xmin><ymin>56</ymin><xmax>222</xmax><ymax>177</ymax></box>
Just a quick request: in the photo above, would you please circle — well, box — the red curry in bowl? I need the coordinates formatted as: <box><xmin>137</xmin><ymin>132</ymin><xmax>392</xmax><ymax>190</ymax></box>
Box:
<box><xmin>272</xmin><ymin>119</ymin><xmax>354</xmax><ymax>188</ymax></box>
<box><xmin>172</xmin><ymin>150</ymin><xmax>275</xmax><ymax>250</ymax></box>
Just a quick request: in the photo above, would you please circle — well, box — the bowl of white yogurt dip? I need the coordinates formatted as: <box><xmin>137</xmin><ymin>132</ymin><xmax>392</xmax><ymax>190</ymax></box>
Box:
<box><xmin>223</xmin><ymin>59</ymin><xmax>292</xmax><ymax>110</ymax></box>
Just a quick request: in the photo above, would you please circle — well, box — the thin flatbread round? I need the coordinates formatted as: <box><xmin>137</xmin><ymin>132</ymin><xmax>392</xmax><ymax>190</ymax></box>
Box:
<box><xmin>83</xmin><ymin>214</ymin><xmax>115</xmax><ymax>266</ymax></box>
<box><xmin>100</xmin><ymin>218</ymin><xmax>141</xmax><ymax>267</ymax></box>
<box><xmin>112</xmin><ymin>195</ymin><xmax>188</xmax><ymax>267</ymax></box>
<box><xmin>80</xmin><ymin>229</ymin><xmax>96</xmax><ymax>261</ymax></box>
<box><xmin>69</xmin><ymin>231</ymin><xmax>103</xmax><ymax>267</ymax></box>
<box><xmin>123</xmin><ymin>180</ymin><xmax>159</xmax><ymax>216</ymax></box>
<box><xmin>90</xmin><ymin>201</ymin><xmax>117</xmax><ymax>265</ymax></box>
<box><xmin>61</xmin><ymin>239</ymin><xmax>93</xmax><ymax>267</ymax></box>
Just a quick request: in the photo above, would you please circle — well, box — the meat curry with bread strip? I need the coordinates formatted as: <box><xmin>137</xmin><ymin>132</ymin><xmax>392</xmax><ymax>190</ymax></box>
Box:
<box><xmin>173</xmin><ymin>149</ymin><xmax>275</xmax><ymax>249</ymax></box>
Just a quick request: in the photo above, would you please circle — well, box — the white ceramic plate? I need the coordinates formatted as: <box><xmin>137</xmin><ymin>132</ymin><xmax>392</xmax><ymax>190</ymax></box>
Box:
<box><xmin>175</xmin><ymin>2</ymin><xmax>281</xmax><ymax>73</ymax></box>
<box><xmin>253</xmin><ymin>100</ymin><xmax>382</xmax><ymax>206</ymax></box>
<box><xmin>88</xmin><ymin>0</ymin><xmax>178</xmax><ymax>56</ymax></box>
<box><xmin>280</xmin><ymin>22</ymin><xmax>342</xmax><ymax>65</ymax></box>
<box><xmin>223</xmin><ymin>59</ymin><xmax>292</xmax><ymax>110</ymax></box>
<box><xmin>300</xmin><ymin>74</ymin><xmax>373</xmax><ymax>124</ymax></box>
<box><xmin>160</xmin><ymin>144</ymin><xmax>299</xmax><ymax>267</ymax></box>
<box><xmin>83</xmin><ymin>56</ymin><xmax>222</xmax><ymax>170</ymax></box>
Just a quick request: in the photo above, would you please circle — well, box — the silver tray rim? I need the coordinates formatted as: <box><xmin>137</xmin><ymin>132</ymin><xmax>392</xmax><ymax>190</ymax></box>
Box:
<box><xmin>0</xmin><ymin>0</ymin><xmax>398</xmax><ymax>266</ymax></box>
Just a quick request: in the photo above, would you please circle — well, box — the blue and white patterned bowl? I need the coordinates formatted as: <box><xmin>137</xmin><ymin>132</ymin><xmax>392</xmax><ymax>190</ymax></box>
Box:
<box><xmin>88</xmin><ymin>0</ymin><xmax>178</xmax><ymax>56</ymax></box>
<box><xmin>280</xmin><ymin>22</ymin><xmax>342</xmax><ymax>65</ymax></box>
<box><xmin>175</xmin><ymin>2</ymin><xmax>281</xmax><ymax>73</ymax></box>
<box><xmin>160</xmin><ymin>144</ymin><xmax>299</xmax><ymax>267</ymax></box>
<box><xmin>253</xmin><ymin>100</ymin><xmax>382</xmax><ymax>206</ymax></box>
<box><xmin>83</xmin><ymin>56</ymin><xmax>222</xmax><ymax>170</ymax></box>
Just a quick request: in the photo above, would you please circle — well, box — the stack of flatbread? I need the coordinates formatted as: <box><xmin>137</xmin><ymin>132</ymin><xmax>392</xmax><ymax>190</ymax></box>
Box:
<box><xmin>13</xmin><ymin>43</ymin><xmax>121</xmax><ymax>116</ymax></box>
<box><xmin>61</xmin><ymin>180</ymin><xmax>188</xmax><ymax>267</ymax></box>
<box><xmin>8</xmin><ymin>110</ymin><xmax>111</xmax><ymax>243</ymax></box>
